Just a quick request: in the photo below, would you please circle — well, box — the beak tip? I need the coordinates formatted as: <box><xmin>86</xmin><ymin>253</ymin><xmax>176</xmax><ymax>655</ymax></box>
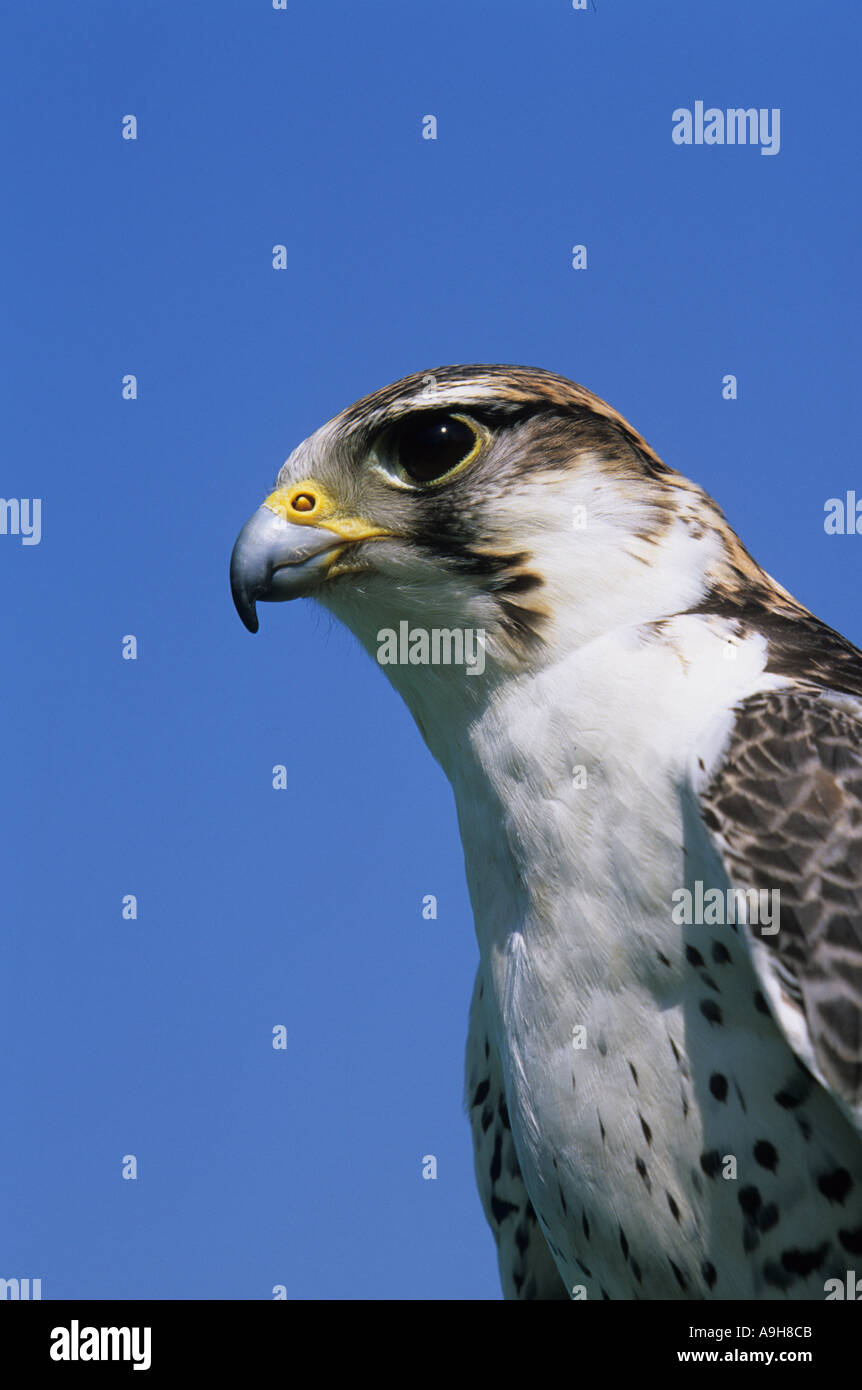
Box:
<box><xmin>230</xmin><ymin>526</ymin><xmax>262</xmax><ymax>633</ymax></box>
<box><xmin>232</xmin><ymin>586</ymin><xmax>260</xmax><ymax>634</ymax></box>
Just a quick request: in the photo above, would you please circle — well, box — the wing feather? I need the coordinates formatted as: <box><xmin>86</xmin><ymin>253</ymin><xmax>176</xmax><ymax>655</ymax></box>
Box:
<box><xmin>701</xmin><ymin>684</ymin><xmax>862</xmax><ymax>1117</ymax></box>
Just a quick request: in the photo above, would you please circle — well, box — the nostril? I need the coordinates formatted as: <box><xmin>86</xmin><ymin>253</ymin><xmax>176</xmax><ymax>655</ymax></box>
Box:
<box><xmin>291</xmin><ymin>493</ymin><xmax>316</xmax><ymax>513</ymax></box>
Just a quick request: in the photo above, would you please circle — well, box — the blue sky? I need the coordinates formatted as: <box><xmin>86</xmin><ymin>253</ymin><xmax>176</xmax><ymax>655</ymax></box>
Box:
<box><xmin>1</xmin><ymin>0</ymin><xmax>859</xmax><ymax>1299</ymax></box>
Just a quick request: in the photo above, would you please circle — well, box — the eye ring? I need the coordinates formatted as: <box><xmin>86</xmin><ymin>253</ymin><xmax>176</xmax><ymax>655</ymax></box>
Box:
<box><xmin>378</xmin><ymin>411</ymin><xmax>484</xmax><ymax>487</ymax></box>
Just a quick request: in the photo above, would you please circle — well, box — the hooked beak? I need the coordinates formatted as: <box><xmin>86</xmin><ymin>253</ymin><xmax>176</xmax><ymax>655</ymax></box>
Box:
<box><xmin>230</xmin><ymin>505</ymin><xmax>347</xmax><ymax>634</ymax></box>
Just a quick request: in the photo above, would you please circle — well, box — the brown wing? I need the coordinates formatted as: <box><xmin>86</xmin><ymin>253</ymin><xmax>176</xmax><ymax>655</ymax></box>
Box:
<box><xmin>700</xmin><ymin>684</ymin><xmax>862</xmax><ymax>1112</ymax></box>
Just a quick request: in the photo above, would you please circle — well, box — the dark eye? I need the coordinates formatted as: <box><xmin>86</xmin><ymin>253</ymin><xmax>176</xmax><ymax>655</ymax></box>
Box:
<box><xmin>388</xmin><ymin>412</ymin><xmax>479</xmax><ymax>484</ymax></box>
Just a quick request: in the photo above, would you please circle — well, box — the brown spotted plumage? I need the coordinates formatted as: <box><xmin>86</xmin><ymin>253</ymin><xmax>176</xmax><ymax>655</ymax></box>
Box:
<box><xmin>702</xmin><ymin>685</ymin><xmax>862</xmax><ymax>1110</ymax></box>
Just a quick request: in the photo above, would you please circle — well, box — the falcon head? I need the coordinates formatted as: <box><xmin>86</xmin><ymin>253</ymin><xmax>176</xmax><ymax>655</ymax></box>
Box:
<box><xmin>231</xmin><ymin>365</ymin><xmax>766</xmax><ymax>722</ymax></box>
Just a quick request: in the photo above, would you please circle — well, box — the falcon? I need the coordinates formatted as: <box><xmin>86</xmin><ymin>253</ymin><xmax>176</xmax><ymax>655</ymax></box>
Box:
<box><xmin>230</xmin><ymin>365</ymin><xmax>862</xmax><ymax>1300</ymax></box>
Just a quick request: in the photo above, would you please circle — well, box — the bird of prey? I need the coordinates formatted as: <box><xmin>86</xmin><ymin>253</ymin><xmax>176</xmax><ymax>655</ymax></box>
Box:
<box><xmin>230</xmin><ymin>365</ymin><xmax>862</xmax><ymax>1300</ymax></box>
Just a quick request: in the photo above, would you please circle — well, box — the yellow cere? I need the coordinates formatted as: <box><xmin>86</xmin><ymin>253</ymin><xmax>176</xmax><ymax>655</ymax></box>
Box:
<box><xmin>262</xmin><ymin>485</ymin><xmax>391</xmax><ymax>543</ymax></box>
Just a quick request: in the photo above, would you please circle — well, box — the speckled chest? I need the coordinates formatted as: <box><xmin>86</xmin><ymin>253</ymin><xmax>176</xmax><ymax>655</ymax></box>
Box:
<box><xmin>456</xmin><ymin>635</ymin><xmax>862</xmax><ymax>1299</ymax></box>
<box><xmin>498</xmin><ymin>914</ymin><xmax>862</xmax><ymax>1300</ymax></box>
